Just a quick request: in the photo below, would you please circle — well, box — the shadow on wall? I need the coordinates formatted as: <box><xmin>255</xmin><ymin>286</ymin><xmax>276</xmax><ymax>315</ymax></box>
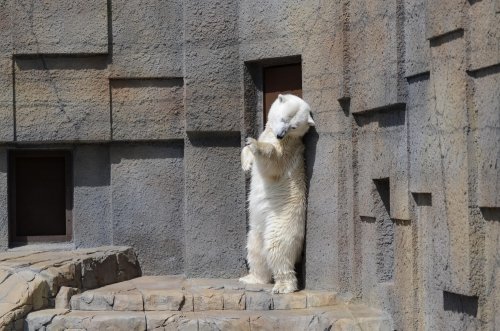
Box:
<box><xmin>298</xmin><ymin>126</ymin><xmax>319</xmax><ymax>289</ymax></box>
<box><xmin>480</xmin><ymin>207</ymin><xmax>500</xmax><ymax>222</ymax></box>
<box><xmin>353</xmin><ymin>105</ymin><xmax>406</xmax><ymax>128</ymax></box>
<box><xmin>443</xmin><ymin>291</ymin><xmax>479</xmax><ymax>317</ymax></box>
<box><xmin>110</xmin><ymin>141</ymin><xmax>184</xmax><ymax>163</ymax></box>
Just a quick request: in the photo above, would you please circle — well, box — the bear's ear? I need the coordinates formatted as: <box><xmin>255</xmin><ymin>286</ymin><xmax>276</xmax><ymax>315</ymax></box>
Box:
<box><xmin>278</xmin><ymin>94</ymin><xmax>284</xmax><ymax>103</ymax></box>
<box><xmin>307</xmin><ymin>113</ymin><xmax>315</xmax><ymax>126</ymax></box>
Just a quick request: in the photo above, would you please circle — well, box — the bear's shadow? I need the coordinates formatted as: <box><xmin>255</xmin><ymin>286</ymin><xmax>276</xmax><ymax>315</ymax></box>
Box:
<box><xmin>297</xmin><ymin>126</ymin><xmax>319</xmax><ymax>289</ymax></box>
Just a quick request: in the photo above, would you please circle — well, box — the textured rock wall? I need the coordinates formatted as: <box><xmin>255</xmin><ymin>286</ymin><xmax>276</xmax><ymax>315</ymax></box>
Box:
<box><xmin>0</xmin><ymin>0</ymin><xmax>498</xmax><ymax>330</ymax></box>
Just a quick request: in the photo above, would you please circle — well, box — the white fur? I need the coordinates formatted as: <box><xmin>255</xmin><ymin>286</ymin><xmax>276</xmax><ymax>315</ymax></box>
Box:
<box><xmin>239</xmin><ymin>94</ymin><xmax>314</xmax><ymax>294</ymax></box>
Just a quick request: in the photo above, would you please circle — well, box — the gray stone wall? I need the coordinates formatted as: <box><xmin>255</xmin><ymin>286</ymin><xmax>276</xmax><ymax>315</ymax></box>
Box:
<box><xmin>0</xmin><ymin>0</ymin><xmax>498</xmax><ymax>330</ymax></box>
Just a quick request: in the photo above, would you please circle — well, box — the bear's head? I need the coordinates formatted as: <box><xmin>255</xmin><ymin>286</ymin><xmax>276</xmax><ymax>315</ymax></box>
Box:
<box><xmin>266</xmin><ymin>94</ymin><xmax>315</xmax><ymax>140</ymax></box>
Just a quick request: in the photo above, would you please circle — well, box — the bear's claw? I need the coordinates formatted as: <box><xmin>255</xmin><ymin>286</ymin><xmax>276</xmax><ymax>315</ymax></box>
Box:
<box><xmin>272</xmin><ymin>281</ymin><xmax>297</xmax><ymax>294</ymax></box>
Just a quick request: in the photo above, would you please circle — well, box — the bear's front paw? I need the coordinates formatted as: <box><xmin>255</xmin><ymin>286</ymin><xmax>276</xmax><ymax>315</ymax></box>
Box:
<box><xmin>272</xmin><ymin>280</ymin><xmax>297</xmax><ymax>294</ymax></box>
<box><xmin>241</xmin><ymin>146</ymin><xmax>253</xmax><ymax>172</ymax></box>
<box><xmin>245</xmin><ymin>137</ymin><xmax>258</xmax><ymax>154</ymax></box>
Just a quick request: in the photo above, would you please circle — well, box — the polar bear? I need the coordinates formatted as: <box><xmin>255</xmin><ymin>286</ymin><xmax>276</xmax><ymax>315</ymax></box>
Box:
<box><xmin>239</xmin><ymin>94</ymin><xmax>314</xmax><ymax>294</ymax></box>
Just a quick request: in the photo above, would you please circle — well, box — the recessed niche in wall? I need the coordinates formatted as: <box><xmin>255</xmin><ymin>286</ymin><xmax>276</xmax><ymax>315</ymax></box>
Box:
<box><xmin>412</xmin><ymin>192</ymin><xmax>432</xmax><ymax>206</ymax></box>
<box><xmin>373</xmin><ymin>178</ymin><xmax>390</xmax><ymax>215</ymax></box>
<box><xmin>263</xmin><ymin>63</ymin><xmax>302</xmax><ymax>123</ymax></box>
<box><xmin>8</xmin><ymin>150</ymin><xmax>73</xmax><ymax>244</ymax></box>
<box><xmin>443</xmin><ymin>291</ymin><xmax>478</xmax><ymax>317</ymax></box>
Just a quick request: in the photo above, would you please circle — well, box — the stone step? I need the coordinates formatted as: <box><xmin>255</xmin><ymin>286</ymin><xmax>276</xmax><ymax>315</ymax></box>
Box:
<box><xmin>0</xmin><ymin>246</ymin><xmax>141</xmax><ymax>330</ymax></box>
<box><xmin>69</xmin><ymin>276</ymin><xmax>340</xmax><ymax>312</ymax></box>
<box><xmin>26</xmin><ymin>305</ymin><xmax>393</xmax><ymax>331</ymax></box>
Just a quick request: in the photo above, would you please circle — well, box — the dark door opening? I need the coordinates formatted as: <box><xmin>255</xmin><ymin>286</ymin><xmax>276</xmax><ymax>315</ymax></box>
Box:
<box><xmin>263</xmin><ymin>63</ymin><xmax>302</xmax><ymax>123</ymax></box>
<box><xmin>9</xmin><ymin>150</ymin><xmax>72</xmax><ymax>244</ymax></box>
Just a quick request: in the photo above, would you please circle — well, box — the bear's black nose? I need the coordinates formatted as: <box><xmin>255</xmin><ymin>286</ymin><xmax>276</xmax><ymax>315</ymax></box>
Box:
<box><xmin>277</xmin><ymin>133</ymin><xmax>285</xmax><ymax>139</ymax></box>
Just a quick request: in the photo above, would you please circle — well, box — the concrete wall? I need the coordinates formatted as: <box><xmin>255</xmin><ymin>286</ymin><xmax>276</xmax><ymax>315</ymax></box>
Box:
<box><xmin>0</xmin><ymin>0</ymin><xmax>498</xmax><ymax>329</ymax></box>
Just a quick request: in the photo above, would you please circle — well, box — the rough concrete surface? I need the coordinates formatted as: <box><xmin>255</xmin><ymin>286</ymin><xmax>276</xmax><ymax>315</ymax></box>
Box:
<box><xmin>111</xmin><ymin>143</ymin><xmax>185</xmax><ymax>276</ymax></box>
<box><xmin>12</xmin><ymin>0</ymin><xmax>108</xmax><ymax>55</ymax></box>
<box><xmin>184</xmin><ymin>135</ymin><xmax>247</xmax><ymax>278</ymax></box>
<box><xmin>111</xmin><ymin>78</ymin><xmax>184</xmax><ymax>140</ymax></box>
<box><xmin>0</xmin><ymin>148</ymin><xmax>7</xmax><ymax>252</ymax></box>
<box><xmin>0</xmin><ymin>246</ymin><xmax>141</xmax><ymax>330</ymax></box>
<box><xmin>110</xmin><ymin>0</ymin><xmax>183</xmax><ymax>78</ymax></box>
<box><xmin>349</xmin><ymin>0</ymin><xmax>405</xmax><ymax>113</ymax></box>
<box><xmin>0</xmin><ymin>1</ymin><xmax>498</xmax><ymax>330</ymax></box>
<box><xmin>426</xmin><ymin>0</ymin><xmax>466</xmax><ymax>40</ymax></box>
<box><xmin>14</xmin><ymin>56</ymin><xmax>110</xmax><ymax>142</ymax></box>
<box><xmin>467</xmin><ymin>0</ymin><xmax>500</xmax><ymax>71</ymax></box>
<box><xmin>73</xmin><ymin>145</ymin><xmax>113</xmax><ymax>248</ymax></box>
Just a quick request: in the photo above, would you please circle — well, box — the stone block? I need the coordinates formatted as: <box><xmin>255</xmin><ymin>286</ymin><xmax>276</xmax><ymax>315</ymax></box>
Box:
<box><xmin>70</xmin><ymin>292</ymin><xmax>114</xmax><ymax>311</ymax></box>
<box><xmin>301</xmin><ymin>2</ymin><xmax>346</xmax><ymax>102</ymax></box>
<box><xmin>132</xmin><ymin>275</ymin><xmax>186</xmax><ymax>291</ymax></box>
<box><xmin>305</xmin><ymin>291</ymin><xmax>338</xmax><ymax>308</ymax></box>
<box><xmin>111</xmin><ymin>143</ymin><xmax>184</xmax><ymax>275</ymax></box>
<box><xmin>183</xmin><ymin>1</ymin><xmax>240</xmax><ymax>132</ymax></box>
<box><xmin>55</xmin><ymin>287</ymin><xmax>80</xmax><ymax>309</ymax></box>
<box><xmin>14</xmin><ymin>56</ymin><xmax>110</xmax><ymax>142</ymax></box>
<box><xmin>110</xmin><ymin>0</ymin><xmax>183</xmax><ymax>77</ymax></box>
<box><xmin>467</xmin><ymin>0</ymin><xmax>500</xmax><ymax>70</ymax></box>
<box><xmin>482</xmin><ymin>210</ymin><xmax>500</xmax><ymax>330</ymax></box>
<box><xmin>13</xmin><ymin>0</ymin><xmax>108</xmax><ymax>54</ymax></box>
<box><xmin>145</xmin><ymin>311</ymin><xmax>198</xmax><ymax>331</ymax></box>
<box><xmin>197</xmin><ymin>312</ymin><xmax>250</xmax><ymax>331</ymax></box>
<box><xmin>87</xmin><ymin>311</ymin><xmax>147</xmax><ymax>331</ymax></box>
<box><xmin>193</xmin><ymin>290</ymin><xmax>224</xmax><ymax>311</ymax></box>
<box><xmin>349</xmin><ymin>0</ymin><xmax>404</xmax><ymax>113</ymax></box>
<box><xmin>184</xmin><ymin>135</ymin><xmax>247</xmax><ymax>278</ymax></box>
<box><xmin>272</xmin><ymin>292</ymin><xmax>307</xmax><ymax>310</ymax></box>
<box><xmin>408</xmin><ymin>74</ymin><xmax>439</xmax><ymax>194</ymax></box>
<box><xmin>429</xmin><ymin>33</ymin><xmax>472</xmax><ymax>294</ymax></box>
<box><xmin>184</xmin><ymin>45</ymin><xmax>241</xmax><ymax>132</ymax></box>
<box><xmin>113</xmin><ymin>291</ymin><xmax>143</xmax><ymax>311</ymax></box>
<box><xmin>0</xmin><ymin>58</ymin><xmax>13</xmax><ymax>142</ymax></box>
<box><xmin>24</xmin><ymin>309</ymin><xmax>68</xmax><ymax>331</ymax></box>
<box><xmin>73</xmin><ymin>145</ymin><xmax>112</xmax><ymax>248</ymax></box>
<box><xmin>183</xmin><ymin>0</ymin><xmax>238</xmax><ymax>45</ymax></box>
<box><xmin>355</xmin><ymin>109</ymin><xmax>410</xmax><ymax>220</ymax></box>
<box><xmin>182</xmin><ymin>293</ymin><xmax>194</xmax><ymax>312</ymax></box>
<box><xmin>304</xmin><ymin>133</ymin><xmax>341</xmax><ymax>290</ymax></box>
<box><xmin>245</xmin><ymin>291</ymin><xmax>274</xmax><ymax>311</ymax></box>
<box><xmin>0</xmin><ymin>148</ymin><xmax>7</xmax><ymax>251</ymax></box>
<box><xmin>186</xmin><ymin>278</ymin><xmax>244</xmax><ymax>291</ymax></box>
<box><xmin>426</xmin><ymin>0</ymin><xmax>465</xmax><ymax>39</ymax></box>
<box><xmin>404</xmin><ymin>0</ymin><xmax>429</xmax><ymax>77</ymax></box>
<box><xmin>249</xmin><ymin>310</ymin><xmax>334</xmax><ymax>331</ymax></box>
<box><xmin>223</xmin><ymin>291</ymin><xmax>245</xmax><ymax>310</ymax></box>
<box><xmin>79</xmin><ymin>254</ymin><xmax>119</xmax><ymax>290</ymax></box>
<box><xmin>115</xmin><ymin>248</ymin><xmax>142</xmax><ymax>283</ymax></box>
<box><xmin>0</xmin><ymin>1</ymin><xmax>12</xmax><ymax>56</ymax></box>
<box><xmin>244</xmin><ymin>283</ymin><xmax>274</xmax><ymax>293</ymax></box>
<box><xmin>110</xmin><ymin>78</ymin><xmax>184</xmax><ymax>140</ymax></box>
<box><xmin>142</xmin><ymin>289</ymin><xmax>185</xmax><ymax>311</ymax></box>
<box><xmin>472</xmin><ymin>70</ymin><xmax>500</xmax><ymax>208</ymax></box>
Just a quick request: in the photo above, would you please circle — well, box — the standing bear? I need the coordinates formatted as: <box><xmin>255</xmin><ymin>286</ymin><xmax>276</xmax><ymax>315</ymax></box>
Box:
<box><xmin>240</xmin><ymin>94</ymin><xmax>314</xmax><ymax>294</ymax></box>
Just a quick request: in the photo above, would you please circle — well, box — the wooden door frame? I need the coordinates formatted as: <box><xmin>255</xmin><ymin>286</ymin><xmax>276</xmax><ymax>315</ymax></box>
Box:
<box><xmin>8</xmin><ymin>149</ymin><xmax>73</xmax><ymax>245</ymax></box>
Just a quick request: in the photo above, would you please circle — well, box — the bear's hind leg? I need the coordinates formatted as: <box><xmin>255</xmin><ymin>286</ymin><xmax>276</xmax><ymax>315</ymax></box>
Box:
<box><xmin>239</xmin><ymin>229</ymin><xmax>272</xmax><ymax>284</ymax></box>
<box><xmin>265</xmin><ymin>235</ymin><xmax>301</xmax><ymax>294</ymax></box>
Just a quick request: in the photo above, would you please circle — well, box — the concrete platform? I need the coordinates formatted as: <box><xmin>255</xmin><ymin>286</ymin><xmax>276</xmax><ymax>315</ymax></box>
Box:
<box><xmin>25</xmin><ymin>276</ymin><xmax>393</xmax><ymax>330</ymax></box>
